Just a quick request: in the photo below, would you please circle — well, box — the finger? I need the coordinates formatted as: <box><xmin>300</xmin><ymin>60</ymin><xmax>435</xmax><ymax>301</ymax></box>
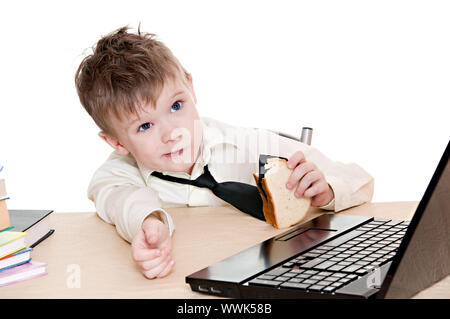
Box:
<box><xmin>311</xmin><ymin>184</ymin><xmax>334</xmax><ymax>207</ymax></box>
<box><xmin>286</xmin><ymin>151</ymin><xmax>306</xmax><ymax>169</ymax></box>
<box><xmin>286</xmin><ymin>161</ymin><xmax>316</xmax><ymax>190</ymax></box>
<box><xmin>157</xmin><ymin>258</ymin><xmax>175</xmax><ymax>278</ymax></box>
<box><xmin>303</xmin><ymin>179</ymin><xmax>329</xmax><ymax>198</ymax></box>
<box><xmin>156</xmin><ymin>222</ymin><xmax>170</xmax><ymax>242</ymax></box>
<box><xmin>143</xmin><ymin>254</ymin><xmax>173</xmax><ymax>279</ymax></box>
<box><xmin>132</xmin><ymin>247</ymin><xmax>161</xmax><ymax>262</ymax></box>
<box><xmin>144</xmin><ymin>222</ymin><xmax>161</xmax><ymax>246</ymax></box>
<box><xmin>139</xmin><ymin>251</ymin><xmax>168</xmax><ymax>271</ymax></box>
<box><xmin>159</xmin><ymin>240</ymin><xmax>172</xmax><ymax>257</ymax></box>
<box><xmin>295</xmin><ymin>170</ymin><xmax>322</xmax><ymax>197</ymax></box>
<box><xmin>131</xmin><ymin>229</ymin><xmax>151</xmax><ymax>250</ymax></box>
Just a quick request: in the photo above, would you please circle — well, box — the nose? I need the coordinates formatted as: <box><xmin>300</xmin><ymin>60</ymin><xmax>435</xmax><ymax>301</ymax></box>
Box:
<box><xmin>161</xmin><ymin>122</ymin><xmax>188</xmax><ymax>145</ymax></box>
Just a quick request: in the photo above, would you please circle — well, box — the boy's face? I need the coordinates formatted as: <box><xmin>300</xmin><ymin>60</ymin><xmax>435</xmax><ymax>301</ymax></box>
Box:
<box><xmin>100</xmin><ymin>74</ymin><xmax>203</xmax><ymax>175</ymax></box>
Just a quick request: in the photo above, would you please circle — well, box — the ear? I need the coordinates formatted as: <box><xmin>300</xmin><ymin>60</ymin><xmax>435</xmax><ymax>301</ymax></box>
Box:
<box><xmin>186</xmin><ymin>73</ymin><xmax>197</xmax><ymax>105</ymax></box>
<box><xmin>98</xmin><ymin>131</ymin><xmax>130</xmax><ymax>155</ymax></box>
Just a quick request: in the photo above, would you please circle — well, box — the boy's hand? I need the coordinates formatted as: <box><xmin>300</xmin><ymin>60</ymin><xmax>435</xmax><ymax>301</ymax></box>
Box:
<box><xmin>131</xmin><ymin>214</ymin><xmax>174</xmax><ymax>279</ymax></box>
<box><xmin>285</xmin><ymin>150</ymin><xmax>335</xmax><ymax>207</ymax></box>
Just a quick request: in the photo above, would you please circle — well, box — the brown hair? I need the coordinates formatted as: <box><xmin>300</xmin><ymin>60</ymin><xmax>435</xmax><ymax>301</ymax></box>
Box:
<box><xmin>75</xmin><ymin>25</ymin><xmax>189</xmax><ymax>136</ymax></box>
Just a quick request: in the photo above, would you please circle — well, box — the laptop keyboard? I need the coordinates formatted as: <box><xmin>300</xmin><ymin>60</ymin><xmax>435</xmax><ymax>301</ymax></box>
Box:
<box><xmin>248</xmin><ymin>218</ymin><xmax>410</xmax><ymax>294</ymax></box>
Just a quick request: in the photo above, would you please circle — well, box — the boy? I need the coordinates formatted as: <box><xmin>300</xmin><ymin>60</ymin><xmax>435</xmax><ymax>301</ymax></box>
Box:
<box><xmin>75</xmin><ymin>26</ymin><xmax>374</xmax><ymax>280</ymax></box>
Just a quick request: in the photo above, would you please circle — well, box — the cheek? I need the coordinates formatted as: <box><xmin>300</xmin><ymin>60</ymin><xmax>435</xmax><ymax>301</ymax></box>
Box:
<box><xmin>131</xmin><ymin>138</ymin><xmax>160</xmax><ymax>160</ymax></box>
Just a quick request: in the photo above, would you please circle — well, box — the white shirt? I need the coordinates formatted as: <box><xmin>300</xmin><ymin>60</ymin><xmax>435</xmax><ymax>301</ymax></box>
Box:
<box><xmin>88</xmin><ymin>117</ymin><xmax>374</xmax><ymax>243</ymax></box>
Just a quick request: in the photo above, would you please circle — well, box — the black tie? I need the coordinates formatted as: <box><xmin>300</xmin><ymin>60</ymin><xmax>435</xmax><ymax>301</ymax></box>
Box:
<box><xmin>150</xmin><ymin>155</ymin><xmax>287</xmax><ymax>221</ymax></box>
<box><xmin>151</xmin><ymin>164</ymin><xmax>266</xmax><ymax>220</ymax></box>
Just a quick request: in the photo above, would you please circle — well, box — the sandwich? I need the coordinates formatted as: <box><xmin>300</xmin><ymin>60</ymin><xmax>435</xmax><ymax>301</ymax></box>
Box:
<box><xmin>253</xmin><ymin>155</ymin><xmax>311</xmax><ymax>228</ymax></box>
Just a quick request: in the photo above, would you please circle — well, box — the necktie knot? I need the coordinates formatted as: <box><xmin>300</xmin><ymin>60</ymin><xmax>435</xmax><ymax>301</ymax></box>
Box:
<box><xmin>191</xmin><ymin>165</ymin><xmax>217</xmax><ymax>189</ymax></box>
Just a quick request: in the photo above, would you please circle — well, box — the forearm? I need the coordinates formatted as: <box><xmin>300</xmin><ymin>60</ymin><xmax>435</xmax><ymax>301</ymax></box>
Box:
<box><xmin>90</xmin><ymin>183</ymin><xmax>175</xmax><ymax>242</ymax></box>
<box><xmin>257</xmin><ymin>129</ymin><xmax>374</xmax><ymax>212</ymax></box>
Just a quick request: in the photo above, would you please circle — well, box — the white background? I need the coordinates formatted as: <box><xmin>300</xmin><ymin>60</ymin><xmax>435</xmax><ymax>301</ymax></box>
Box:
<box><xmin>0</xmin><ymin>0</ymin><xmax>449</xmax><ymax>213</ymax></box>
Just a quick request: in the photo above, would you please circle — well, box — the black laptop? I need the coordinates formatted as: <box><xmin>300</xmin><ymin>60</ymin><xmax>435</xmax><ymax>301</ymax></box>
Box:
<box><xmin>186</xmin><ymin>140</ymin><xmax>450</xmax><ymax>299</ymax></box>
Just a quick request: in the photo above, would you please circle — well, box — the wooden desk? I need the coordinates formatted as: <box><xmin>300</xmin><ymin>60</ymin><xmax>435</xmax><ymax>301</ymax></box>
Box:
<box><xmin>1</xmin><ymin>201</ymin><xmax>449</xmax><ymax>298</ymax></box>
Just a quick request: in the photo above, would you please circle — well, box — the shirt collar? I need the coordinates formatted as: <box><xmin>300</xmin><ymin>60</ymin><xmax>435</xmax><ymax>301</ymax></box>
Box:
<box><xmin>136</xmin><ymin>117</ymin><xmax>239</xmax><ymax>183</ymax></box>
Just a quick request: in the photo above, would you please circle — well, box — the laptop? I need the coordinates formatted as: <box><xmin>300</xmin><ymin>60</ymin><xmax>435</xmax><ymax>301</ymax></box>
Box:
<box><xmin>186</xmin><ymin>140</ymin><xmax>450</xmax><ymax>299</ymax></box>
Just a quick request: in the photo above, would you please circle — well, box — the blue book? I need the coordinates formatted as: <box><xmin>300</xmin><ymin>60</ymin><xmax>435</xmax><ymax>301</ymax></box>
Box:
<box><xmin>0</xmin><ymin>248</ymin><xmax>32</xmax><ymax>272</ymax></box>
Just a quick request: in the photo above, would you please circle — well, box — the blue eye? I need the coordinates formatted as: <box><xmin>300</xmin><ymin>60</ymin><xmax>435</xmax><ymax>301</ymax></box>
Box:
<box><xmin>171</xmin><ymin>101</ymin><xmax>182</xmax><ymax>112</ymax></box>
<box><xmin>138</xmin><ymin>122</ymin><xmax>152</xmax><ymax>132</ymax></box>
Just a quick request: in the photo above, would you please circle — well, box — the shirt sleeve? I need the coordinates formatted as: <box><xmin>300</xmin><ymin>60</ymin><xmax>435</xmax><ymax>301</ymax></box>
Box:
<box><xmin>318</xmin><ymin>197</ymin><xmax>335</xmax><ymax>211</ymax></box>
<box><xmin>254</xmin><ymin>128</ymin><xmax>374</xmax><ymax>212</ymax></box>
<box><xmin>87</xmin><ymin>152</ymin><xmax>175</xmax><ymax>243</ymax></box>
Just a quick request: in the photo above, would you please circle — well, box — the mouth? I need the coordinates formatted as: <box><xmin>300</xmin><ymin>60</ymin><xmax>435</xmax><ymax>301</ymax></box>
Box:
<box><xmin>163</xmin><ymin>148</ymin><xmax>184</xmax><ymax>157</ymax></box>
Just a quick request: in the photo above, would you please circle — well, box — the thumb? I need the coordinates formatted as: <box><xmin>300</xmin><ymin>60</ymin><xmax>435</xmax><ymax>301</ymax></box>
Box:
<box><xmin>143</xmin><ymin>220</ymin><xmax>160</xmax><ymax>247</ymax></box>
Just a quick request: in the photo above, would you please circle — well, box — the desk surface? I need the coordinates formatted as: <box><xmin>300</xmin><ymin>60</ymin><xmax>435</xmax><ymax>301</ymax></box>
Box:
<box><xmin>1</xmin><ymin>201</ymin><xmax>449</xmax><ymax>299</ymax></box>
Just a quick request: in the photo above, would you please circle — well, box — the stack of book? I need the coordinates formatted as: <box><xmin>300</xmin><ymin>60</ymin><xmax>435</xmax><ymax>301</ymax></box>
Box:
<box><xmin>0</xmin><ymin>165</ymin><xmax>11</xmax><ymax>232</ymax></box>
<box><xmin>0</xmin><ymin>231</ymin><xmax>47</xmax><ymax>287</ymax></box>
<box><xmin>0</xmin><ymin>165</ymin><xmax>50</xmax><ymax>287</ymax></box>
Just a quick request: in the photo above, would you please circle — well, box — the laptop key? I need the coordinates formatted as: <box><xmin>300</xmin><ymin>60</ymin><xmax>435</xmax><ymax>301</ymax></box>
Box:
<box><xmin>258</xmin><ymin>274</ymin><xmax>275</xmax><ymax>280</ymax></box>
<box><xmin>336</xmin><ymin>261</ymin><xmax>352</xmax><ymax>267</ymax></box>
<box><xmin>300</xmin><ymin>258</ymin><xmax>326</xmax><ymax>269</ymax></box>
<box><xmin>322</xmin><ymin>286</ymin><xmax>336</xmax><ymax>293</ymax></box>
<box><xmin>373</xmin><ymin>218</ymin><xmax>391</xmax><ymax>223</ymax></box>
<box><xmin>283</xmin><ymin>272</ymin><xmax>297</xmax><ymax>278</ymax></box>
<box><xmin>282</xmin><ymin>262</ymin><xmax>295</xmax><ymax>268</ymax></box>
<box><xmin>303</xmin><ymin>252</ymin><xmax>320</xmax><ymax>258</ymax></box>
<box><xmin>290</xmin><ymin>268</ymin><xmax>303</xmax><ymax>274</ymax></box>
<box><xmin>342</xmin><ymin>264</ymin><xmax>362</xmax><ymax>273</ymax></box>
<box><xmin>328</xmin><ymin>265</ymin><xmax>345</xmax><ymax>272</ymax></box>
<box><xmin>321</xmin><ymin>276</ymin><xmax>339</xmax><ymax>283</ymax></box>
<box><xmin>338</xmin><ymin>277</ymin><xmax>353</xmax><ymax>284</ymax></box>
<box><xmin>314</xmin><ymin>260</ymin><xmax>336</xmax><ymax>270</ymax></box>
<box><xmin>248</xmin><ymin>279</ymin><xmax>280</xmax><ymax>287</ymax></box>
<box><xmin>280</xmin><ymin>282</ymin><xmax>310</xmax><ymax>290</ymax></box>
<box><xmin>319</xmin><ymin>271</ymin><xmax>333</xmax><ymax>276</ymax></box>
<box><xmin>308</xmin><ymin>285</ymin><xmax>324</xmax><ymax>292</ymax></box>
<box><xmin>274</xmin><ymin>276</ymin><xmax>290</xmax><ymax>282</ymax></box>
<box><xmin>287</xmin><ymin>278</ymin><xmax>302</xmax><ymax>283</ymax></box>
<box><xmin>266</xmin><ymin>267</ymin><xmax>289</xmax><ymax>277</ymax></box>
<box><xmin>315</xmin><ymin>279</ymin><xmax>335</xmax><ymax>286</ymax></box>
<box><xmin>356</xmin><ymin>269</ymin><xmax>369</xmax><ymax>275</ymax></box>
<box><xmin>329</xmin><ymin>272</ymin><xmax>346</xmax><ymax>278</ymax></box>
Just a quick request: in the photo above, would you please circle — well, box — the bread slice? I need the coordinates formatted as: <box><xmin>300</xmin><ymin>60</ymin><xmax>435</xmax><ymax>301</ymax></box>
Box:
<box><xmin>253</xmin><ymin>157</ymin><xmax>311</xmax><ymax>228</ymax></box>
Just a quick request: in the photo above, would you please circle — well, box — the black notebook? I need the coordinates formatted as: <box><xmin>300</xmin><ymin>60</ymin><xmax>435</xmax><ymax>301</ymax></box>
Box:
<box><xmin>8</xmin><ymin>210</ymin><xmax>54</xmax><ymax>248</ymax></box>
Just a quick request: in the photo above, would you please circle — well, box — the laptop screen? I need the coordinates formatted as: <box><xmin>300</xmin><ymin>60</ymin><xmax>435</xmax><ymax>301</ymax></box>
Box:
<box><xmin>379</xmin><ymin>140</ymin><xmax>450</xmax><ymax>298</ymax></box>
